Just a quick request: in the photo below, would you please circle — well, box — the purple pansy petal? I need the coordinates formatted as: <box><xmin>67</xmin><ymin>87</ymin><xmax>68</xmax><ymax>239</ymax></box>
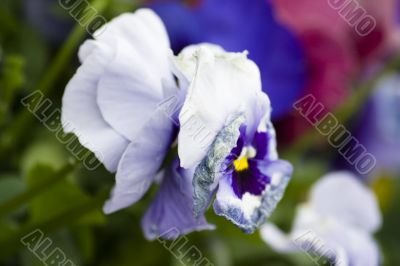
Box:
<box><xmin>103</xmin><ymin>108</ymin><xmax>176</xmax><ymax>214</ymax></box>
<box><xmin>142</xmin><ymin>160</ymin><xmax>215</xmax><ymax>240</ymax></box>
<box><xmin>214</xmin><ymin>159</ymin><xmax>292</xmax><ymax>233</ymax></box>
<box><xmin>309</xmin><ymin>172</ymin><xmax>382</xmax><ymax>233</ymax></box>
<box><xmin>62</xmin><ymin>40</ymin><xmax>129</xmax><ymax>172</ymax></box>
<box><xmin>177</xmin><ymin>45</ymin><xmax>263</xmax><ymax>168</ymax></box>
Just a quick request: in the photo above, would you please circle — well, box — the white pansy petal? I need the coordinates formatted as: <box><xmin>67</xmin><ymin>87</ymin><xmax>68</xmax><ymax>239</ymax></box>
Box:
<box><xmin>290</xmin><ymin>203</ymin><xmax>380</xmax><ymax>266</ymax></box>
<box><xmin>178</xmin><ymin>46</ymin><xmax>262</xmax><ymax>168</ymax></box>
<box><xmin>172</xmin><ymin>43</ymin><xmax>225</xmax><ymax>87</ymax></box>
<box><xmin>260</xmin><ymin>223</ymin><xmax>298</xmax><ymax>253</ymax></box>
<box><xmin>97</xmin><ymin>37</ymin><xmax>165</xmax><ymax>141</ymax></box>
<box><xmin>103</xmin><ymin>108</ymin><xmax>175</xmax><ymax>213</ymax></box>
<box><xmin>62</xmin><ymin>41</ymin><xmax>129</xmax><ymax>172</ymax></box>
<box><xmin>309</xmin><ymin>172</ymin><xmax>382</xmax><ymax>232</ymax></box>
<box><xmin>292</xmin><ymin>219</ymin><xmax>379</xmax><ymax>266</ymax></box>
<box><xmin>95</xmin><ymin>9</ymin><xmax>171</xmax><ymax>77</ymax></box>
<box><xmin>93</xmin><ymin>9</ymin><xmax>175</xmax><ymax>141</ymax></box>
<box><xmin>319</xmin><ymin>225</ymin><xmax>380</xmax><ymax>266</ymax></box>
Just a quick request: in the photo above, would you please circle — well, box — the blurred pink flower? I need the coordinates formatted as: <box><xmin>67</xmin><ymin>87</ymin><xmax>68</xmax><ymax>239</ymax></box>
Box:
<box><xmin>272</xmin><ymin>0</ymin><xmax>398</xmax><ymax>142</ymax></box>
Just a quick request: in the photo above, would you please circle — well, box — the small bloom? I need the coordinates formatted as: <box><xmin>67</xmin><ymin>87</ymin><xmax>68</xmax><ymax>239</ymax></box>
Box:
<box><xmin>261</xmin><ymin>172</ymin><xmax>382</xmax><ymax>266</ymax></box>
<box><xmin>174</xmin><ymin>45</ymin><xmax>293</xmax><ymax>233</ymax></box>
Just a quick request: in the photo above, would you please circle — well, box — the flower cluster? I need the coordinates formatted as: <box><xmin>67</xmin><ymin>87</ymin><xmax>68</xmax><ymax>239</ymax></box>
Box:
<box><xmin>61</xmin><ymin>9</ymin><xmax>293</xmax><ymax>239</ymax></box>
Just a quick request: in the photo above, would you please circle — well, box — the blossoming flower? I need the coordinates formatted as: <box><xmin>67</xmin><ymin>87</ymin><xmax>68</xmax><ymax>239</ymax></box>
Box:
<box><xmin>173</xmin><ymin>45</ymin><xmax>293</xmax><ymax>233</ymax></box>
<box><xmin>62</xmin><ymin>7</ymin><xmax>292</xmax><ymax>239</ymax></box>
<box><xmin>61</xmin><ymin>8</ymin><xmax>213</xmax><ymax>239</ymax></box>
<box><xmin>261</xmin><ymin>172</ymin><xmax>382</xmax><ymax>266</ymax></box>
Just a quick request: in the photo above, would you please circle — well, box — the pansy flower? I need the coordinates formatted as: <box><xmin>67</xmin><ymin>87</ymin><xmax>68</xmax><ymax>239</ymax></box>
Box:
<box><xmin>261</xmin><ymin>172</ymin><xmax>382</xmax><ymax>266</ymax></box>
<box><xmin>173</xmin><ymin>45</ymin><xmax>293</xmax><ymax>233</ymax></box>
<box><xmin>62</xmin><ymin>7</ymin><xmax>293</xmax><ymax>238</ymax></box>
<box><xmin>61</xmin><ymin>9</ymin><xmax>213</xmax><ymax>239</ymax></box>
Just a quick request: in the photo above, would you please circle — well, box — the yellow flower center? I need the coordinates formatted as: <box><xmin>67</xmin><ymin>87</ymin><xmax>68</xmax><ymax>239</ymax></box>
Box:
<box><xmin>233</xmin><ymin>156</ymin><xmax>249</xmax><ymax>172</ymax></box>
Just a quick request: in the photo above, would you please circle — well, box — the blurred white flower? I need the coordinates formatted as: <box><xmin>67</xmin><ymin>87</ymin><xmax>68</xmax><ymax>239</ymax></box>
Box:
<box><xmin>260</xmin><ymin>172</ymin><xmax>382</xmax><ymax>266</ymax></box>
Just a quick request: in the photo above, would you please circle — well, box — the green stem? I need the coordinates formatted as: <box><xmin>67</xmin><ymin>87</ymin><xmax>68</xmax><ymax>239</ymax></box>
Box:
<box><xmin>282</xmin><ymin>54</ymin><xmax>400</xmax><ymax>162</ymax></box>
<box><xmin>0</xmin><ymin>191</ymin><xmax>108</xmax><ymax>260</ymax></box>
<box><xmin>0</xmin><ymin>163</ymin><xmax>76</xmax><ymax>219</ymax></box>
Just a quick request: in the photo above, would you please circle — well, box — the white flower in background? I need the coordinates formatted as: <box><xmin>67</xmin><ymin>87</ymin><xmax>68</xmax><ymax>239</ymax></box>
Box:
<box><xmin>261</xmin><ymin>172</ymin><xmax>382</xmax><ymax>266</ymax></box>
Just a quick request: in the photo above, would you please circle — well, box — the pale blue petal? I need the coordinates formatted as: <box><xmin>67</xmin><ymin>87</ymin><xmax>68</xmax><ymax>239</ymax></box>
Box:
<box><xmin>62</xmin><ymin>40</ymin><xmax>129</xmax><ymax>172</ymax></box>
<box><xmin>103</xmin><ymin>108</ymin><xmax>176</xmax><ymax>213</ymax></box>
<box><xmin>97</xmin><ymin>37</ymin><xmax>168</xmax><ymax>141</ymax></box>
<box><xmin>142</xmin><ymin>160</ymin><xmax>215</xmax><ymax>240</ymax></box>
<box><xmin>96</xmin><ymin>9</ymin><xmax>176</xmax><ymax>141</ymax></box>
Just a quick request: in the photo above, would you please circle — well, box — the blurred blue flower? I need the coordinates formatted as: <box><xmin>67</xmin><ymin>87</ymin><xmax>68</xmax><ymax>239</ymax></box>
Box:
<box><xmin>261</xmin><ymin>172</ymin><xmax>382</xmax><ymax>266</ymax></box>
<box><xmin>356</xmin><ymin>73</ymin><xmax>400</xmax><ymax>176</ymax></box>
<box><xmin>150</xmin><ymin>0</ymin><xmax>306</xmax><ymax>118</ymax></box>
